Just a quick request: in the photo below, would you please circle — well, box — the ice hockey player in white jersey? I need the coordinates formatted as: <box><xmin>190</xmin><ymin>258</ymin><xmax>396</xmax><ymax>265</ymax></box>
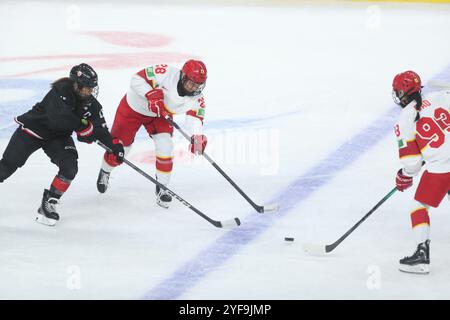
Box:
<box><xmin>392</xmin><ymin>70</ymin><xmax>450</xmax><ymax>274</ymax></box>
<box><xmin>96</xmin><ymin>60</ymin><xmax>208</xmax><ymax>208</ymax></box>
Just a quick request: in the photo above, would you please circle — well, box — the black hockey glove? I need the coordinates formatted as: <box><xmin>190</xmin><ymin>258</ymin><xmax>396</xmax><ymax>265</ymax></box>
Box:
<box><xmin>76</xmin><ymin>120</ymin><xmax>95</xmax><ymax>144</ymax></box>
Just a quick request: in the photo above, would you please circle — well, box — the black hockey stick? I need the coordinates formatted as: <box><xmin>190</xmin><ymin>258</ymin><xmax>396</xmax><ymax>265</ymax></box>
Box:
<box><xmin>165</xmin><ymin>117</ymin><xmax>278</xmax><ymax>214</ymax></box>
<box><xmin>96</xmin><ymin>141</ymin><xmax>241</xmax><ymax>229</ymax></box>
<box><xmin>302</xmin><ymin>187</ymin><xmax>398</xmax><ymax>254</ymax></box>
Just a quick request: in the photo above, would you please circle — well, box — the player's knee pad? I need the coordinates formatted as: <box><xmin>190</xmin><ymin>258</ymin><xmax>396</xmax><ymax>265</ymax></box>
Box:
<box><xmin>57</xmin><ymin>156</ymin><xmax>78</xmax><ymax>180</ymax></box>
<box><xmin>153</xmin><ymin>133</ymin><xmax>174</xmax><ymax>156</ymax></box>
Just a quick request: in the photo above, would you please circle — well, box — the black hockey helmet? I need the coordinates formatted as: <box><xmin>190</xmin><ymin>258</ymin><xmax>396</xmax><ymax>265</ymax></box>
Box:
<box><xmin>70</xmin><ymin>63</ymin><xmax>98</xmax><ymax>88</ymax></box>
<box><xmin>70</xmin><ymin>63</ymin><xmax>99</xmax><ymax>99</ymax></box>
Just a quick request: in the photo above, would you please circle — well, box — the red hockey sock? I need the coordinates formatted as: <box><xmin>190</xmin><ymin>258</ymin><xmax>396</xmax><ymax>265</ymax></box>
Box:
<box><xmin>411</xmin><ymin>207</ymin><xmax>430</xmax><ymax>245</ymax></box>
<box><xmin>50</xmin><ymin>175</ymin><xmax>71</xmax><ymax>196</ymax></box>
<box><xmin>156</xmin><ymin>156</ymin><xmax>173</xmax><ymax>173</ymax></box>
<box><xmin>410</xmin><ymin>207</ymin><xmax>430</xmax><ymax>228</ymax></box>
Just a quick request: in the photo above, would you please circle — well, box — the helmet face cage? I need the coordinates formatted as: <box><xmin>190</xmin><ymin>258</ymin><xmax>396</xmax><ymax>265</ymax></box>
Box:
<box><xmin>90</xmin><ymin>86</ymin><xmax>99</xmax><ymax>99</ymax></box>
<box><xmin>392</xmin><ymin>89</ymin><xmax>403</xmax><ymax>105</ymax></box>
<box><xmin>179</xmin><ymin>60</ymin><xmax>207</xmax><ymax>96</ymax></box>
<box><xmin>70</xmin><ymin>63</ymin><xmax>99</xmax><ymax>99</ymax></box>
<box><xmin>180</xmin><ymin>72</ymin><xmax>206</xmax><ymax>96</ymax></box>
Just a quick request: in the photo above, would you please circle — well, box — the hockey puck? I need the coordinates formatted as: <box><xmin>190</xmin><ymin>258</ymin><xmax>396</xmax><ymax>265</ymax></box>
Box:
<box><xmin>284</xmin><ymin>237</ymin><xmax>295</xmax><ymax>242</ymax></box>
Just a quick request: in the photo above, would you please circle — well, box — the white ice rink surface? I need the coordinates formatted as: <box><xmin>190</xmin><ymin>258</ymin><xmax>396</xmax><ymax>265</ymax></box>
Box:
<box><xmin>1</xmin><ymin>1</ymin><xmax>450</xmax><ymax>300</ymax></box>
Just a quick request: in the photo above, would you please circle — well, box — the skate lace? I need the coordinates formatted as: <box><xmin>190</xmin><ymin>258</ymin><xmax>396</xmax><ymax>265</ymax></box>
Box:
<box><xmin>403</xmin><ymin>247</ymin><xmax>425</xmax><ymax>260</ymax></box>
<box><xmin>157</xmin><ymin>188</ymin><xmax>172</xmax><ymax>200</ymax></box>
<box><xmin>45</xmin><ymin>198</ymin><xmax>60</xmax><ymax>213</ymax></box>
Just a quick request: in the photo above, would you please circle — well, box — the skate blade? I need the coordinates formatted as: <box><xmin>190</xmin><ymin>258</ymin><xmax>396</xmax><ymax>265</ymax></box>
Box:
<box><xmin>399</xmin><ymin>263</ymin><xmax>430</xmax><ymax>274</ymax></box>
<box><xmin>35</xmin><ymin>213</ymin><xmax>57</xmax><ymax>226</ymax></box>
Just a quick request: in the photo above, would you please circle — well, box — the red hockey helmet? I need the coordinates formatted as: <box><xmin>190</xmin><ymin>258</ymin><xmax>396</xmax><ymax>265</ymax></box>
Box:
<box><xmin>392</xmin><ymin>70</ymin><xmax>422</xmax><ymax>106</ymax></box>
<box><xmin>182</xmin><ymin>59</ymin><xmax>207</xmax><ymax>84</ymax></box>
<box><xmin>179</xmin><ymin>59</ymin><xmax>207</xmax><ymax>96</ymax></box>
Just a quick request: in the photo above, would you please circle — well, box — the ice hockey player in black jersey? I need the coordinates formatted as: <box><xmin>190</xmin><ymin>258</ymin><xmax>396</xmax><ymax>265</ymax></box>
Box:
<box><xmin>0</xmin><ymin>63</ymin><xmax>124</xmax><ymax>226</ymax></box>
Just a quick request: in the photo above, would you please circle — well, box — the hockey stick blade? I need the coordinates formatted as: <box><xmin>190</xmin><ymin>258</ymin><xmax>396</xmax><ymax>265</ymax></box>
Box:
<box><xmin>166</xmin><ymin>117</ymin><xmax>277</xmax><ymax>215</ymax></box>
<box><xmin>302</xmin><ymin>187</ymin><xmax>398</xmax><ymax>255</ymax></box>
<box><xmin>169</xmin><ymin>191</ymin><xmax>240</xmax><ymax>229</ymax></box>
<box><xmin>301</xmin><ymin>242</ymin><xmax>330</xmax><ymax>255</ymax></box>
<box><xmin>260</xmin><ymin>203</ymin><xmax>279</xmax><ymax>213</ymax></box>
<box><xmin>96</xmin><ymin>141</ymin><xmax>242</xmax><ymax>229</ymax></box>
<box><xmin>220</xmin><ymin>217</ymin><xmax>241</xmax><ymax>228</ymax></box>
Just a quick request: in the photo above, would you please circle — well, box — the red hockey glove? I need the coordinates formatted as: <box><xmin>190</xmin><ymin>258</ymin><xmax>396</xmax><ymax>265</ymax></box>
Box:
<box><xmin>145</xmin><ymin>89</ymin><xmax>167</xmax><ymax>118</ymax></box>
<box><xmin>189</xmin><ymin>134</ymin><xmax>208</xmax><ymax>155</ymax></box>
<box><xmin>76</xmin><ymin>120</ymin><xmax>94</xmax><ymax>144</ymax></box>
<box><xmin>396</xmin><ymin>169</ymin><xmax>413</xmax><ymax>192</ymax></box>
<box><xmin>104</xmin><ymin>138</ymin><xmax>124</xmax><ymax>166</ymax></box>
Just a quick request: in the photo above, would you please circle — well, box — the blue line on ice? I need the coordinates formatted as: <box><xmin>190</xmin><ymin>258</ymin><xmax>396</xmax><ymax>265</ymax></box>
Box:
<box><xmin>143</xmin><ymin>64</ymin><xmax>450</xmax><ymax>300</ymax></box>
<box><xmin>0</xmin><ymin>79</ymin><xmax>48</xmax><ymax>136</ymax></box>
<box><xmin>143</xmin><ymin>107</ymin><xmax>399</xmax><ymax>300</ymax></box>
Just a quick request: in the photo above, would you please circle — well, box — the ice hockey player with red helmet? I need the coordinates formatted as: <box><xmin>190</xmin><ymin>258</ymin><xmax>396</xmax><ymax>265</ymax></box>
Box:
<box><xmin>96</xmin><ymin>59</ymin><xmax>208</xmax><ymax>208</ymax></box>
<box><xmin>392</xmin><ymin>70</ymin><xmax>450</xmax><ymax>274</ymax></box>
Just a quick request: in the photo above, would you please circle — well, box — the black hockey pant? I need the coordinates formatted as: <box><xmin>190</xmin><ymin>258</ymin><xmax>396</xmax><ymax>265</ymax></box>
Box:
<box><xmin>0</xmin><ymin>128</ymin><xmax>78</xmax><ymax>183</ymax></box>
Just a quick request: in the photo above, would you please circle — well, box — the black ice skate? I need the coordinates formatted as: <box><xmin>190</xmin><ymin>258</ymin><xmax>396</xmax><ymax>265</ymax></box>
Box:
<box><xmin>399</xmin><ymin>240</ymin><xmax>430</xmax><ymax>274</ymax></box>
<box><xmin>36</xmin><ymin>189</ymin><xmax>61</xmax><ymax>226</ymax></box>
<box><xmin>156</xmin><ymin>185</ymin><xmax>172</xmax><ymax>209</ymax></box>
<box><xmin>97</xmin><ymin>169</ymin><xmax>111</xmax><ymax>193</ymax></box>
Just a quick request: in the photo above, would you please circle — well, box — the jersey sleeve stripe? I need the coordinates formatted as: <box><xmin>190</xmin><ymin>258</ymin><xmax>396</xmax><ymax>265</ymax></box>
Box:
<box><xmin>399</xmin><ymin>140</ymin><xmax>421</xmax><ymax>158</ymax></box>
<box><xmin>136</xmin><ymin>69</ymin><xmax>155</xmax><ymax>89</ymax></box>
<box><xmin>186</xmin><ymin>109</ymin><xmax>204</xmax><ymax>123</ymax></box>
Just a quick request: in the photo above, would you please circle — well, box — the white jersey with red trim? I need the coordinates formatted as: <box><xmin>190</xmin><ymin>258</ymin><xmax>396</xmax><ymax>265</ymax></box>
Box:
<box><xmin>125</xmin><ymin>64</ymin><xmax>205</xmax><ymax>135</ymax></box>
<box><xmin>395</xmin><ymin>89</ymin><xmax>450</xmax><ymax>175</ymax></box>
